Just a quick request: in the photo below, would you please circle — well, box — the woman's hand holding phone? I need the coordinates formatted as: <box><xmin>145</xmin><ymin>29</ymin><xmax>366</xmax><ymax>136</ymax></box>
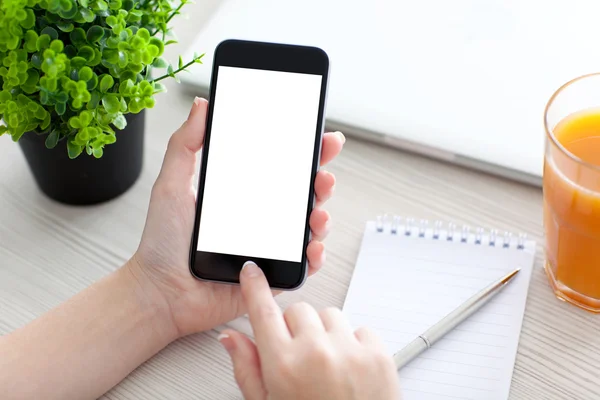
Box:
<box><xmin>218</xmin><ymin>262</ymin><xmax>402</xmax><ymax>400</ymax></box>
<box><xmin>129</xmin><ymin>97</ymin><xmax>344</xmax><ymax>338</ymax></box>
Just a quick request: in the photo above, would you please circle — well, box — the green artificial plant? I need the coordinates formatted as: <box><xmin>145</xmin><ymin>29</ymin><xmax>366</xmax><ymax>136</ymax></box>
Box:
<box><xmin>0</xmin><ymin>0</ymin><xmax>203</xmax><ymax>158</ymax></box>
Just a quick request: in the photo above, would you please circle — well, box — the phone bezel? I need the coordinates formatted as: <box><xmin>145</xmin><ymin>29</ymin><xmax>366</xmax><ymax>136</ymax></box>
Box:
<box><xmin>188</xmin><ymin>39</ymin><xmax>329</xmax><ymax>290</ymax></box>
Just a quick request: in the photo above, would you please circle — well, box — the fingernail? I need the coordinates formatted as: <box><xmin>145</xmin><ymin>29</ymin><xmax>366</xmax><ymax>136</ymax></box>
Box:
<box><xmin>218</xmin><ymin>333</ymin><xmax>235</xmax><ymax>352</ymax></box>
<box><xmin>193</xmin><ymin>96</ymin><xmax>202</xmax><ymax>107</ymax></box>
<box><xmin>335</xmin><ymin>131</ymin><xmax>346</xmax><ymax>144</ymax></box>
<box><xmin>242</xmin><ymin>261</ymin><xmax>261</xmax><ymax>277</ymax></box>
<box><xmin>187</xmin><ymin>97</ymin><xmax>200</xmax><ymax>118</ymax></box>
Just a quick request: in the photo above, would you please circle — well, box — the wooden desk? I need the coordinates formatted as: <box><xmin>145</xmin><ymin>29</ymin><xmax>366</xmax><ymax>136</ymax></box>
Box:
<box><xmin>1</xmin><ymin>2</ymin><xmax>599</xmax><ymax>399</ymax></box>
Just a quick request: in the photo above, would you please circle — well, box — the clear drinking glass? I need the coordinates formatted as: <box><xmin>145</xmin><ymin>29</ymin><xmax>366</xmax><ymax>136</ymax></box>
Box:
<box><xmin>544</xmin><ymin>73</ymin><xmax>600</xmax><ymax>312</ymax></box>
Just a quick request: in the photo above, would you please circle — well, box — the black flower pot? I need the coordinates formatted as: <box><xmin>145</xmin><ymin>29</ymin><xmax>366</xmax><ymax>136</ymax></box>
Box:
<box><xmin>18</xmin><ymin>110</ymin><xmax>145</xmax><ymax>205</ymax></box>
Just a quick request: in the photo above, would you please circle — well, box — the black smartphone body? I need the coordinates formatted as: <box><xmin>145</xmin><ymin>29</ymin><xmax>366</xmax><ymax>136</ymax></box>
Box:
<box><xmin>189</xmin><ymin>39</ymin><xmax>330</xmax><ymax>290</ymax></box>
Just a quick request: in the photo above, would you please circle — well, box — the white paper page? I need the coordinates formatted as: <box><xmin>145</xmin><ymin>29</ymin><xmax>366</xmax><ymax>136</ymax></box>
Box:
<box><xmin>342</xmin><ymin>221</ymin><xmax>535</xmax><ymax>400</ymax></box>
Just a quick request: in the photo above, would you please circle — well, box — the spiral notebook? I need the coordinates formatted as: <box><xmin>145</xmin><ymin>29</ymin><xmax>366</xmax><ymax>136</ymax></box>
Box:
<box><xmin>342</xmin><ymin>216</ymin><xmax>536</xmax><ymax>400</ymax></box>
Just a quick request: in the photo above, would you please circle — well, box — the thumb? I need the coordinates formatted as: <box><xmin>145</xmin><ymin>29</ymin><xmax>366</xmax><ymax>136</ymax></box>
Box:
<box><xmin>156</xmin><ymin>96</ymin><xmax>208</xmax><ymax>185</ymax></box>
<box><xmin>218</xmin><ymin>329</ymin><xmax>267</xmax><ymax>400</ymax></box>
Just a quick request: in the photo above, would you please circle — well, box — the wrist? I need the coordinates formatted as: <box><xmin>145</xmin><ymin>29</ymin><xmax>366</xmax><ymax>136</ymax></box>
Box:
<box><xmin>122</xmin><ymin>255</ymin><xmax>180</xmax><ymax>343</ymax></box>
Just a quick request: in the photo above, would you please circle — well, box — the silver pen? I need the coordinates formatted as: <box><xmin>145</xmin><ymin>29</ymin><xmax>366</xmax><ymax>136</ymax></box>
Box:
<box><xmin>393</xmin><ymin>268</ymin><xmax>521</xmax><ymax>370</ymax></box>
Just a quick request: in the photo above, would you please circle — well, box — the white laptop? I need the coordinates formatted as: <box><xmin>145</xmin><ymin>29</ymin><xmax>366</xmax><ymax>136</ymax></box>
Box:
<box><xmin>180</xmin><ymin>0</ymin><xmax>600</xmax><ymax>186</ymax></box>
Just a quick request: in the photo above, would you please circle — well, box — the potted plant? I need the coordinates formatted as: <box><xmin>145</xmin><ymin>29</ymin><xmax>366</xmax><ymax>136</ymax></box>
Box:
<box><xmin>0</xmin><ymin>0</ymin><xmax>203</xmax><ymax>205</ymax></box>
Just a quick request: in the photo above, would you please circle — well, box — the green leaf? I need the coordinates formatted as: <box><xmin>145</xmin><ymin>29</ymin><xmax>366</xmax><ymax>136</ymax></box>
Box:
<box><xmin>67</xmin><ymin>140</ymin><xmax>83</xmax><ymax>158</ymax></box>
<box><xmin>69</xmin><ymin>116</ymin><xmax>82</xmax><ymax>129</ymax></box>
<box><xmin>70</xmin><ymin>28</ymin><xmax>87</xmax><ymax>46</ymax></box>
<box><xmin>165</xmin><ymin>40</ymin><xmax>177</xmax><ymax>46</ymax></box>
<box><xmin>20</xmin><ymin>9</ymin><xmax>36</xmax><ymax>29</ymax></box>
<box><xmin>87</xmin><ymin>73</ymin><xmax>98</xmax><ymax>90</ymax></box>
<box><xmin>79</xmin><ymin>66</ymin><xmax>93</xmax><ymax>82</ymax></box>
<box><xmin>93</xmin><ymin>146</ymin><xmax>103</xmax><ymax>158</ymax></box>
<box><xmin>153</xmin><ymin>82</ymin><xmax>167</xmax><ymax>94</ymax></box>
<box><xmin>80</xmin><ymin>110</ymin><xmax>92</xmax><ymax>126</ymax></box>
<box><xmin>15</xmin><ymin>9</ymin><xmax>27</xmax><ymax>21</ymax></box>
<box><xmin>59</xmin><ymin>0</ymin><xmax>73</xmax><ymax>11</ymax></box>
<box><xmin>22</xmin><ymin>70</ymin><xmax>40</xmax><ymax>94</ymax></box>
<box><xmin>144</xmin><ymin>97</ymin><xmax>155</xmax><ymax>108</ymax></box>
<box><xmin>140</xmin><ymin>82</ymin><xmax>153</xmax><ymax>96</ymax></box>
<box><xmin>119</xmin><ymin>79</ymin><xmax>134</xmax><ymax>95</ymax></box>
<box><xmin>56</xmin><ymin>91</ymin><xmax>68</xmax><ymax>103</ymax></box>
<box><xmin>149</xmin><ymin>38</ymin><xmax>164</xmax><ymax>56</ymax></box>
<box><xmin>79</xmin><ymin>0</ymin><xmax>89</xmax><ymax>6</ymax></box>
<box><xmin>45</xmin><ymin>130</ymin><xmax>59</xmax><ymax>148</ymax></box>
<box><xmin>36</xmin><ymin>34</ymin><xmax>52</xmax><ymax>51</ymax></box>
<box><xmin>89</xmin><ymin>48</ymin><xmax>102</xmax><ymax>66</ymax></box>
<box><xmin>95</xmin><ymin>0</ymin><xmax>108</xmax><ymax>10</ymax></box>
<box><xmin>35</xmin><ymin>105</ymin><xmax>47</xmax><ymax>119</ymax></box>
<box><xmin>63</xmin><ymin>44</ymin><xmax>77</xmax><ymax>58</ymax></box>
<box><xmin>24</xmin><ymin>30</ymin><xmax>38</xmax><ymax>53</ymax></box>
<box><xmin>55</xmin><ymin>101</ymin><xmax>67</xmax><ymax>115</ymax></box>
<box><xmin>76</xmin><ymin>127</ymin><xmax>90</xmax><ymax>143</ymax></box>
<box><xmin>167</xmin><ymin>64</ymin><xmax>174</xmax><ymax>76</ymax></box>
<box><xmin>131</xmin><ymin>36</ymin><xmax>144</xmax><ymax>50</ymax></box>
<box><xmin>40</xmin><ymin>89</ymin><xmax>50</xmax><ymax>104</ymax></box>
<box><xmin>100</xmin><ymin>74</ymin><xmax>114</xmax><ymax>92</ymax></box>
<box><xmin>79</xmin><ymin>8</ymin><xmax>96</xmax><ymax>23</ymax></box>
<box><xmin>104</xmin><ymin>134</ymin><xmax>116</xmax><ymax>144</ymax></box>
<box><xmin>102</xmin><ymin>94</ymin><xmax>120</xmax><ymax>114</ymax></box>
<box><xmin>87</xmin><ymin>26</ymin><xmax>104</xmax><ymax>43</ymax></box>
<box><xmin>106</xmin><ymin>15</ymin><xmax>118</xmax><ymax>28</ymax></box>
<box><xmin>12</xmin><ymin>129</ymin><xmax>26</xmax><ymax>142</ymax></box>
<box><xmin>109</xmin><ymin>0</ymin><xmax>122</xmax><ymax>10</ymax></box>
<box><xmin>50</xmin><ymin>39</ymin><xmax>64</xmax><ymax>53</ymax></box>
<box><xmin>70</xmin><ymin>56</ymin><xmax>87</xmax><ymax>69</ymax></box>
<box><xmin>146</xmin><ymin>45</ymin><xmax>159</xmax><ymax>59</ymax></box>
<box><xmin>41</xmin><ymin>26</ymin><xmax>59</xmax><ymax>40</ymax></box>
<box><xmin>128</xmin><ymin>97</ymin><xmax>143</xmax><ymax>113</ymax></box>
<box><xmin>178</xmin><ymin>56</ymin><xmax>183</xmax><ymax>69</ymax></box>
<box><xmin>58</xmin><ymin>3</ymin><xmax>79</xmax><ymax>19</ymax></box>
<box><xmin>56</xmin><ymin>21</ymin><xmax>74</xmax><ymax>32</ymax></box>
<box><xmin>117</xmin><ymin>51</ymin><xmax>128</xmax><ymax>68</ymax></box>
<box><xmin>87</xmin><ymin>90</ymin><xmax>101</xmax><ymax>109</ymax></box>
<box><xmin>77</xmin><ymin>46</ymin><xmax>94</xmax><ymax>61</ymax></box>
<box><xmin>122</xmin><ymin>0</ymin><xmax>133</xmax><ymax>10</ymax></box>
<box><xmin>127</xmin><ymin>63</ymin><xmax>143</xmax><ymax>74</ymax></box>
<box><xmin>102</xmin><ymin>49</ymin><xmax>119</xmax><ymax>64</ymax></box>
<box><xmin>119</xmin><ymin>70</ymin><xmax>136</xmax><ymax>82</ymax></box>
<box><xmin>135</xmin><ymin>28</ymin><xmax>149</xmax><ymax>41</ymax></box>
<box><xmin>112</xmin><ymin>113</ymin><xmax>127</xmax><ymax>129</ymax></box>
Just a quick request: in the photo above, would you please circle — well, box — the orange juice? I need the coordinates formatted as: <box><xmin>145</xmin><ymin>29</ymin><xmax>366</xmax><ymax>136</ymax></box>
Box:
<box><xmin>544</xmin><ymin>107</ymin><xmax>600</xmax><ymax>311</ymax></box>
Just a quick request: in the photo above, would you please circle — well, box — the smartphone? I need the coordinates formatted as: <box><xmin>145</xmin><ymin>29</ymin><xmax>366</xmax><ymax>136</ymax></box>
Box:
<box><xmin>188</xmin><ymin>39</ymin><xmax>329</xmax><ymax>290</ymax></box>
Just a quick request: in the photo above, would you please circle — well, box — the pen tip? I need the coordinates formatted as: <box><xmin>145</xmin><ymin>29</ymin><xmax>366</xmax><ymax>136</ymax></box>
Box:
<box><xmin>501</xmin><ymin>268</ymin><xmax>520</xmax><ymax>284</ymax></box>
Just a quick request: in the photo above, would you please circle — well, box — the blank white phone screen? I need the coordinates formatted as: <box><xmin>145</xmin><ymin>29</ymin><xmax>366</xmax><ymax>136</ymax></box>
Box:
<box><xmin>196</xmin><ymin>66</ymin><xmax>323</xmax><ymax>263</ymax></box>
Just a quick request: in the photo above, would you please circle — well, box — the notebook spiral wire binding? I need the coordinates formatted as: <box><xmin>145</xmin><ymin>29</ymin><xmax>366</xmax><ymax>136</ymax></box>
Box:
<box><xmin>375</xmin><ymin>215</ymin><xmax>527</xmax><ymax>250</ymax></box>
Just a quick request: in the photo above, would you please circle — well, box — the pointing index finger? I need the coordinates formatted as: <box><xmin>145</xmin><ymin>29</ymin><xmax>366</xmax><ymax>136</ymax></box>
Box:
<box><xmin>240</xmin><ymin>262</ymin><xmax>291</xmax><ymax>350</ymax></box>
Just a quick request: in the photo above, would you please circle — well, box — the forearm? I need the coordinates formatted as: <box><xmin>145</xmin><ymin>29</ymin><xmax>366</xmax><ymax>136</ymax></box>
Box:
<box><xmin>0</xmin><ymin>260</ymin><xmax>178</xmax><ymax>400</ymax></box>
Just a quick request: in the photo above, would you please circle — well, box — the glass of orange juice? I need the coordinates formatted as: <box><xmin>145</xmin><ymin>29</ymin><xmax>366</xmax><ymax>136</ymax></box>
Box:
<box><xmin>544</xmin><ymin>73</ymin><xmax>600</xmax><ymax>312</ymax></box>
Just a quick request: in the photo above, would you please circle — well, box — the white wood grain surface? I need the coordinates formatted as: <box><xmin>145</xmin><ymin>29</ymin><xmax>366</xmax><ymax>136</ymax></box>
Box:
<box><xmin>1</xmin><ymin>2</ymin><xmax>600</xmax><ymax>399</ymax></box>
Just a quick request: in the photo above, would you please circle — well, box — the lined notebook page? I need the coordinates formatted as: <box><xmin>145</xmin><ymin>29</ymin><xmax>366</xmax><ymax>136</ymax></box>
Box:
<box><xmin>342</xmin><ymin>220</ymin><xmax>535</xmax><ymax>400</ymax></box>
